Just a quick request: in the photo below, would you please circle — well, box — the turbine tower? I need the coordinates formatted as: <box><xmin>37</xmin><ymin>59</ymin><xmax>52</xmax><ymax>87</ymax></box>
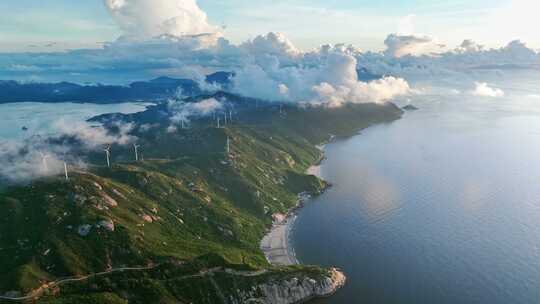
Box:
<box><xmin>227</xmin><ymin>137</ymin><xmax>231</xmax><ymax>154</ymax></box>
<box><xmin>217</xmin><ymin>117</ymin><xmax>221</xmax><ymax>128</ymax></box>
<box><xmin>133</xmin><ymin>143</ymin><xmax>141</xmax><ymax>162</ymax></box>
<box><xmin>39</xmin><ymin>152</ymin><xmax>50</xmax><ymax>173</ymax></box>
<box><xmin>224</xmin><ymin>113</ymin><xmax>228</xmax><ymax>125</ymax></box>
<box><xmin>64</xmin><ymin>162</ymin><xmax>69</xmax><ymax>180</ymax></box>
<box><xmin>104</xmin><ymin>145</ymin><xmax>111</xmax><ymax>168</ymax></box>
<box><xmin>229</xmin><ymin>110</ymin><xmax>233</xmax><ymax>123</ymax></box>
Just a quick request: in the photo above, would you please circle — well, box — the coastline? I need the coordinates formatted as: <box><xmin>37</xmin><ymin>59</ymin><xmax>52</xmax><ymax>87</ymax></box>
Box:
<box><xmin>260</xmin><ymin>214</ymin><xmax>299</xmax><ymax>266</ymax></box>
<box><xmin>260</xmin><ymin>143</ymin><xmax>327</xmax><ymax>266</ymax></box>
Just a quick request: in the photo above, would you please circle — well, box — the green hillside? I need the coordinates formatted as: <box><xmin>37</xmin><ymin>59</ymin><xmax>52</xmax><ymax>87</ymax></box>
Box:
<box><xmin>0</xmin><ymin>101</ymin><xmax>402</xmax><ymax>303</ymax></box>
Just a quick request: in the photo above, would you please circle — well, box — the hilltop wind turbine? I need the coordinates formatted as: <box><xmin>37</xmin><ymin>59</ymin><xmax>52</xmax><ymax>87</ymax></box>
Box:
<box><xmin>229</xmin><ymin>110</ymin><xmax>233</xmax><ymax>123</ymax></box>
<box><xmin>104</xmin><ymin>145</ymin><xmax>111</xmax><ymax>168</ymax></box>
<box><xmin>39</xmin><ymin>152</ymin><xmax>50</xmax><ymax>173</ymax></box>
<box><xmin>224</xmin><ymin>113</ymin><xmax>228</xmax><ymax>125</ymax></box>
<box><xmin>133</xmin><ymin>143</ymin><xmax>141</xmax><ymax>162</ymax></box>
<box><xmin>226</xmin><ymin>137</ymin><xmax>231</xmax><ymax>154</ymax></box>
<box><xmin>64</xmin><ymin>162</ymin><xmax>69</xmax><ymax>180</ymax></box>
<box><xmin>217</xmin><ymin>117</ymin><xmax>221</xmax><ymax>128</ymax></box>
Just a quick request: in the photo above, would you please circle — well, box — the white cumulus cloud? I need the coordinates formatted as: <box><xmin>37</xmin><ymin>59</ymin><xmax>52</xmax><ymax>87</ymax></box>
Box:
<box><xmin>384</xmin><ymin>33</ymin><xmax>444</xmax><ymax>58</ymax></box>
<box><xmin>104</xmin><ymin>0</ymin><xmax>220</xmax><ymax>41</ymax></box>
<box><xmin>169</xmin><ymin>97</ymin><xmax>224</xmax><ymax>126</ymax></box>
<box><xmin>471</xmin><ymin>82</ymin><xmax>505</xmax><ymax>98</ymax></box>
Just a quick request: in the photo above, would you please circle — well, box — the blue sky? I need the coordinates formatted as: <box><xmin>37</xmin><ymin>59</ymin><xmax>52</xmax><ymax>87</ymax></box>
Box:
<box><xmin>1</xmin><ymin>0</ymin><xmax>536</xmax><ymax>52</ymax></box>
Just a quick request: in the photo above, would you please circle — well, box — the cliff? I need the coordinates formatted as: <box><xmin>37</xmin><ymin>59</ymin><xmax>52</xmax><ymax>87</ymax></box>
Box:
<box><xmin>235</xmin><ymin>268</ymin><xmax>346</xmax><ymax>304</ymax></box>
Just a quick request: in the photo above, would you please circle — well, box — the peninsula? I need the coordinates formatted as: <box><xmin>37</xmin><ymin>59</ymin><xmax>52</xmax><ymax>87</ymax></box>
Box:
<box><xmin>0</xmin><ymin>92</ymin><xmax>402</xmax><ymax>303</ymax></box>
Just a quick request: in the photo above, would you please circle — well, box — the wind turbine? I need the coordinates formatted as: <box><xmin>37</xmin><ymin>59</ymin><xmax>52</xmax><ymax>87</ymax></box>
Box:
<box><xmin>226</xmin><ymin>137</ymin><xmax>231</xmax><ymax>154</ymax></box>
<box><xmin>229</xmin><ymin>110</ymin><xmax>233</xmax><ymax>123</ymax></box>
<box><xmin>224</xmin><ymin>113</ymin><xmax>228</xmax><ymax>125</ymax></box>
<box><xmin>181</xmin><ymin>118</ymin><xmax>186</xmax><ymax>129</ymax></box>
<box><xmin>39</xmin><ymin>152</ymin><xmax>50</xmax><ymax>173</ymax></box>
<box><xmin>133</xmin><ymin>143</ymin><xmax>141</xmax><ymax>162</ymax></box>
<box><xmin>217</xmin><ymin>117</ymin><xmax>221</xmax><ymax>128</ymax></box>
<box><xmin>104</xmin><ymin>145</ymin><xmax>111</xmax><ymax>168</ymax></box>
<box><xmin>64</xmin><ymin>162</ymin><xmax>69</xmax><ymax>180</ymax></box>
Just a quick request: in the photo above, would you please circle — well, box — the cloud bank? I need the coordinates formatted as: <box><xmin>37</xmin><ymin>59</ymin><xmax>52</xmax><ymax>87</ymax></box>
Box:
<box><xmin>384</xmin><ymin>34</ymin><xmax>443</xmax><ymax>58</ymax></box>
<box><xmin>0</xmin><ymin>120</ymin><xmax>136</xmax><ymax>183</ymax></box>
<box><xmin>1</xmin><ymin>0</ymin><xmax>540</xmax><ymax>107</ymax></box>
<box><xmin>471</xmin><ymin>82</ymin><xmax>505</xmax><ymax>98</ymax></box>
<box><xmin>105</xmin><ymin>0</ymin><xmax>220</xmax><ymax>41</ymax></box>
<box><xmin>169</xmin><ymin>97</ymin><xmax>224</xmax><ymax>126</ymax></box>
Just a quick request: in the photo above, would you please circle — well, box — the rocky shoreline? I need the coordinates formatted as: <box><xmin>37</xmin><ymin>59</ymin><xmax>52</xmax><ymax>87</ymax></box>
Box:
<box><xmin>259</xmin><ymin>141</ymin><xmax>347</xmax><ymax>303</ymax></box>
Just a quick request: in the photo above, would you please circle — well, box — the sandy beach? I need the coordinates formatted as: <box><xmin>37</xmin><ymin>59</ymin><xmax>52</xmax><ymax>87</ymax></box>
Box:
<box><xmin>260</xmin><ymin>154</ymin><xmax>326</xmax><ymax>266</ymax></box>
<box><xmin>306</xmin><ymin>164</ymin><xmax>322</xmax><ymax>177</ymax></box>
<box><xmin>260</xmin><ymin>215</ymin><xmax>299</xmax><ymax>266</ymax></box>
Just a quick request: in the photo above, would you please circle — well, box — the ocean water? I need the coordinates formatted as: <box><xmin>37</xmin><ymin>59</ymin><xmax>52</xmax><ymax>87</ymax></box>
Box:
<box><xmin>292</xmin><ymin>75</ymin><xmax>540</xmax><ymax>303</ymax></box>
<box><xmin>0</xmin><ymin>102</ymin><xmax>152</xmax><ymax>141</ymax></box>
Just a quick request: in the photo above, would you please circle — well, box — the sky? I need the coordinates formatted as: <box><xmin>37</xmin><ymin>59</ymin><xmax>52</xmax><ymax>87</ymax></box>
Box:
<box><xmin>1</xmin><ymin>0</ymin><xmax>538</xmax><ymax>52</ymax></box>
<box><xmin>2</xmin><ymin>0</ymin><xmax>540</xmax><ymax>183</ymax></box>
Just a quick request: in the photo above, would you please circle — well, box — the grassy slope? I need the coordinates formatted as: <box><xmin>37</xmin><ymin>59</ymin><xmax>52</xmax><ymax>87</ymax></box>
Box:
<box><xmin>0</xmin><ymin>102</ymin><xmax>402</xmax><ymax>303</ymax></box>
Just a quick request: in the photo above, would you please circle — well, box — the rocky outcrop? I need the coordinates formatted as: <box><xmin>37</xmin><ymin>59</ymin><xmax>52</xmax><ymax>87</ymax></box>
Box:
<box><xmin>235</xmin><ymin>268</ymin><xmax>346</xmax><ymax>304</ymax></box>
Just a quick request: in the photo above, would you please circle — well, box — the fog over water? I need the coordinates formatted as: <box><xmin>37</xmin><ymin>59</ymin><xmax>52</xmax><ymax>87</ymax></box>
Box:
<box><xmin>292</xmin><ymin>70</ymin><xmax>540</xmax><ymax>304</ymax></box>
<box><xmin>0</xmin><ymin>102</ymin><xmax>151</xmax><ymax>141</ymax></box>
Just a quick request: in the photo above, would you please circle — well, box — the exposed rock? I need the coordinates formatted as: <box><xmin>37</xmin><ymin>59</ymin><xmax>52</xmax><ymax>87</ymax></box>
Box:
<box><xmin>112</xmin><ymin>189</ymin><xmax>127</xmax><ymax>200</ymax></box>
<box><xmin>69</xmin><ymin>193</ymin><xmax>87</xmax><ymax>205</ymax></box>
<box><xmin>139</xmin><ymin>177</ymin><xmax>149</xmax><ymax>187</ymax></box>
<box><xmin>102</xmin><ymin>194</ymin><xmax>118</xmax><ymax>208</ymax></box>
<box><xmin>272</xmin><ymin>213</ymin><xmax>286</xmax><ymax>224</ymax></box>
<box><xmin>92</xmin><ymin>182</ymin><xmax>103</xmax><ymax>190</ymax></box>
<box><xmin>77</xmin><ymin>224</ymin><xmax>92</xmax><ymax>237</ymax></box>
<box><xmin>235</xmin><ymin>268</ymin><xmax>346</xmax><ymax>304</ymax></box>
<box><xmin>142</xmin><ymin>215</ymin><xmax>153</xmax><ymax>223</ymax></box>
<box><xmin>97</xmin><ymin>219</ymin><xmax>115</xmax><ymax>232</ymax></box>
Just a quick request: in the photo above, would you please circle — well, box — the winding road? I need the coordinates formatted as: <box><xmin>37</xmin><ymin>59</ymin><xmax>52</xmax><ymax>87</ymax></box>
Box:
<box><xmin>0</xmin><ymin>265</ymin><xmax>268</xmax><ymax>302</ymax></box>
<box><xmin>0</xmin><ymin>265</ymin><xmax>157</xmax><ymax>302</ymax></box>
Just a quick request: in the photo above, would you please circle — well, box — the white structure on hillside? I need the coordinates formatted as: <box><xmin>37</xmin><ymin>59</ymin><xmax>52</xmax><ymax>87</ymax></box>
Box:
<box><xmin>104</xmin><ymin>145</ymin><xmax>111</xmax><ymax>168</ymax></box>
<box><xmin>133</xmin><ymin>143</ymin><xmax>141</xmax><ymax>162</ymax></box>
<box><xmin>39</xmin><ymin>152</ymin><xmax>50</xmax><ymax>174</ymax></box>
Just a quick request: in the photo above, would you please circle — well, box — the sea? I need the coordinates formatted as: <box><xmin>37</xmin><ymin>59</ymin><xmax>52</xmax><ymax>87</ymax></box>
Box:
<box><xmin>0</xmin><ymin>102</ymin><xmax>151</xmax><ymax>141</ymax></box>
<box><xmin>292</xmin><ymin>70</ymin><xmax>540</xmax><ymax>304</ymax></box>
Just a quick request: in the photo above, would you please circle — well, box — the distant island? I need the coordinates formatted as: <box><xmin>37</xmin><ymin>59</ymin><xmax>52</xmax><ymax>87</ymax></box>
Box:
<box><xmin>0</xmin><ymin>72</ymin><xmax>232</xmax><ymax>104</ymax></box>
<box><xmin>403</xmin><ymin>104</ymin><xmax>419</xmax><ymax>111</ymax></box>
<box><xmin>0</xmin><ymin>88</ymin><xmax>402</xmax><ymax>303</ymax></box>
<box><xmin>0</xmin><ymin>69</ymin><xmax>382</xmax><ymax>105</ymax></box>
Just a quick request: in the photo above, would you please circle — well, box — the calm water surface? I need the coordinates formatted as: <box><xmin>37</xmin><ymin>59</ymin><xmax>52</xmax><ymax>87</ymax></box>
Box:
<box><xmin>292</xmin><ymin>92</ymin><xmax>540</xmax><ymax>303</ymax></box>
<box><xmin>0</xmin><ymin>102</ymin><xmax>151</xmax><ymax>141</ymax></box>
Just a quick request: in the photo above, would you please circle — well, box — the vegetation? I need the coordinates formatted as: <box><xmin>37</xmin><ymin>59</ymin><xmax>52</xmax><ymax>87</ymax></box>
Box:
<box><xmin>0</xmin><ymin>97</ymin><xmax>402</xmax><ymax>303</ymax></box>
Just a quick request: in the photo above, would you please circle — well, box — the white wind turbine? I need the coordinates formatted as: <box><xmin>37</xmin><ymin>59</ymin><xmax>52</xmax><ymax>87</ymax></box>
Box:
<box><xmin>39</xmin><ymin>152</ymin><xmax>50</xmax><ymax>174</ymax></box>
<box><xmin>133</xmin><ymin>143</ymin><xmax>141</xmax><ymax>162</ymax></box>
<box><xmin>224</xmin><ymin>113</ymin><xmax>228</xmax><ymax>125</ymax></box>
<box><xmin>61</xmin><ymin>149</ymin><xmax>69</xmax><ymax>181</ymax></box>
<box><xmin>104</xmin><ymin>145</ymin><xmax>111</xmax><ymax>168</ymax></box>
<box><xmin>229</xmin><ymin>110</ymin><xmax>233</xmax><ymax>123</ymax></box>
<box><xmin>64</xmin><ymin>161</ymin><xmax>69</xmax><ymax>180</ymax></box>
<box><xmin>217</xmin><ymin>117</ymin><xmax>221</xmax><ymax>128</ymax></box>
<box><xmin>226</xmin><ymin>136</ymin><xmax>231</xmax><ymax>154</ymax></box>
